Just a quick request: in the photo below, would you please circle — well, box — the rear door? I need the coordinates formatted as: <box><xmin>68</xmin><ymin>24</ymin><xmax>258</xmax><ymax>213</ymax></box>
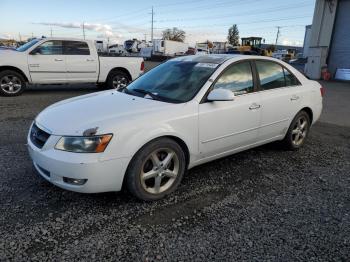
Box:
<box><xmin>28</xmin><ymin>40</ymin><xmax>66</xmax><ymax>83</ymax></box>
<box><xmin>64</xmin><ymin>41</ymin><xmax>98</xmax><ymax>82</ymax></box>
<box><xmin>198</xmin><ymin>61</ymin><xmax>261</xmax><ymax>158</ymax></box>
<box><xmin>254</xmin><ymin>60</ymin><xmax>302</xmax><ymax>141</ymax></box>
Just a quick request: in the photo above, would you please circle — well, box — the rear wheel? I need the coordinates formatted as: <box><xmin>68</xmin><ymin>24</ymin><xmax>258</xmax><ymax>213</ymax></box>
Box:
<box><xmin>0</xmin><ymin>70</ymin><xmax>26</xmax><ymax>96</ymax></box>
<box><xmin>282</xmin><ymin>111</ymin><xmax>311</xmax><ymax>150</ymax></box>
<box><xmin>126</xmin><ymin>138</ymin><xmax>186</xmax><ymax>201</ymax></box>
<box><xmin>106</xmin><ymin>70</ymin><xmax>130</xmax><ymax>90</ymax></box>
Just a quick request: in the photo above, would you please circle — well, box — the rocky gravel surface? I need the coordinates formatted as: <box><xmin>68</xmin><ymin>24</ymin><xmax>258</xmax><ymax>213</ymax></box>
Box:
<box><xmin>0</xmin><ymin>86</ymin><xmax>349</xmax><ymax>261</ymax></box>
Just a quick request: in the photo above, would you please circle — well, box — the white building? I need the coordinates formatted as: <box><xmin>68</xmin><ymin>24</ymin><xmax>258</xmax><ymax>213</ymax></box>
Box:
<box><xmin>305</xmin><ymin>0</ymin><xmax>350</xmax><ymax>80</ymax></box>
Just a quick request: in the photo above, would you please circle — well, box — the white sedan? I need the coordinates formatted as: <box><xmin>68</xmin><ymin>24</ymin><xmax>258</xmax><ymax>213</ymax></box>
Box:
<box><xmin>28</xmin><ymin>55</ymin><xmax>323</xmax><ymax>201</ymax></box>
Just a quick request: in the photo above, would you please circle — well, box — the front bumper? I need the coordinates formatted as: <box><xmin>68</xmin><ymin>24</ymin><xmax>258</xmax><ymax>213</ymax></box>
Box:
<box><xmin>27</xmin><ymin>133</ymin><xmax>131</xmax><ymax>193</ymax></box>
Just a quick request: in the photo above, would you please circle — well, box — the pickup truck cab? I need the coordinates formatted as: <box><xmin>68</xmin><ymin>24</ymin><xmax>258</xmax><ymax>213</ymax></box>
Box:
<box><xmin>0</xmin><ymin>38</ymin><xmax>144</xmax><ymax>96</ymax></box>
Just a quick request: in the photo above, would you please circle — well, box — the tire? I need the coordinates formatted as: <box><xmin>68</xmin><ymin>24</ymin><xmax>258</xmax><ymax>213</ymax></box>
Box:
<box><xmin>106</xmin><ymin>70</ymin><xmax>130</xmax><ymax>90</ymax></box>
<box><xmin>281</xmin><ymin>110</ymin><xmax>311</xmax><ymax>150</ymax></box>
<box><xmin>0</xmin><ymin>70</ymin><xmax>26</xmax><ymax>96</ymax></box>
<box><xmin>125</xmin><ymin>138</ymin><xmax>186</xmax><ymax>201</ymax></box>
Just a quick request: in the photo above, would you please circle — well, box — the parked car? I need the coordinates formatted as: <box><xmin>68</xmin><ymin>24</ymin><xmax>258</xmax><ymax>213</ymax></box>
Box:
<box><xmin>28</xmin><ymin>55</ymin><xmax>323</xmax><ymax>201</ymax></box>
<box><xmin>0</xmin><ymin>38</ymin><xmax>144</xmax><ymax>96</ymax></box>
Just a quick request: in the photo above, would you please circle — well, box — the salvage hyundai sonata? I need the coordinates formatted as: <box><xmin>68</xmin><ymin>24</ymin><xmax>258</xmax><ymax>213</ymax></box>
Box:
<box><xmin>28</xmin><ymin>55</ymin><xmax>323</xmax><ymax>201</ymax></box>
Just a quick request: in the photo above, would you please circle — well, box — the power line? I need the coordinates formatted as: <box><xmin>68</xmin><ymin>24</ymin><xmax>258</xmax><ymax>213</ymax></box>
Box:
<box><xmin>155</xmin><ymin>2</ymin><xmax>314</xmax><ymax>23</ymax></box>
<box><xmin>154</xmin><ymin>14</ymin><xmax>313</xmax><ymax>30</ymax></box>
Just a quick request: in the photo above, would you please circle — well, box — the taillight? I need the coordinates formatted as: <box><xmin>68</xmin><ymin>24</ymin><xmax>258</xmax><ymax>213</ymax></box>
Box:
<box><xmin>140</xmin><ymin>61</ymin><xmax>145</xmax><ymax>71</ymax></box>
<box><xmin>320</xmin><ymin>86</ymin><xmax>325</xmax><ymax>97</ymax></box>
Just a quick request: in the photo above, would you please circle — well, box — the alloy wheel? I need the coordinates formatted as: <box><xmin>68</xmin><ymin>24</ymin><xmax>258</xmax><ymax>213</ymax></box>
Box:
<box><xmin>112</xmin><ymin>75</ymin><xmax>128</xmax><ymax>90</ymax></box>
<box><xmin>291</xmin><ymin>115</ymin><xmax>308</xmax><ymax>146</ymax></box>
<box><xmin>140</xmin><ymin>148</ymin><xmax>180</xmax><ymax>194</ymax></box>
<box><xmin>0</xmin><ymin>75</ymin><xmax>22</xmax><ymax>94</ymax></box>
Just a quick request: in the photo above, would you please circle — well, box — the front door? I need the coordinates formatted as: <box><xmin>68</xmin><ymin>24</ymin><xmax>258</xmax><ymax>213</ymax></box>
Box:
<box><xmin>198</xmin><ymin>61</ymin><xmax>261</xmax><ymax>159</ymax></box>
<box><xmin>64</xmin><ymin>41</ymin><xmax>98</xmax><ymax>82</ymax></box>
<box><xmin>28</xmin><ymin>40</ymin><xmax>66</xmax><ymax>83</ymax></box>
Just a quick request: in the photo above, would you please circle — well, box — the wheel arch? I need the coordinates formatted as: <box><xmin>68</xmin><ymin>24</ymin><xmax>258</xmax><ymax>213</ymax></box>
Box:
<box><xmin>0</xmin><ymin>66</ymin><xmax>29</xmax><ymax>82</ymax></box>
<box><xmin>107</xmin><ymin>67</ymin><xmax>132</xmax><ymax>81</ymax></box>
<box><xmin>300</xmin><ymin>107</ymin><xmax>313</xmax><ymax>124</ymax></box>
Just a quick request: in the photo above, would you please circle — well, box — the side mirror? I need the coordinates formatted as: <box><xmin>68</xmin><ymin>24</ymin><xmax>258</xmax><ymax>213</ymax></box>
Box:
<box><xmin>207</xmin><ymin>89</ymin><xmax>235</xmax><ymax>102</ymax></box>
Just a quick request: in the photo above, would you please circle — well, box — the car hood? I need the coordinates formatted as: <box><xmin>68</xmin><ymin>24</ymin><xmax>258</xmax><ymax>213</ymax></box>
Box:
<box><xmin>35</xmin><ymin>90</ymin><xmax>177</xmax><ymax>136</ymax></box>
<box><xmin>0</xmin><ymin>49</ymin><xmax>25</xmax><ymax>63</ymax></box>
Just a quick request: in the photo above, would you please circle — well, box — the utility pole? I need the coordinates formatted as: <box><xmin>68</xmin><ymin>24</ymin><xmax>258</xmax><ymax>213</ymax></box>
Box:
<box><xmin>144</xmin><ymin>34</ymin><xmax>147</xmax><ymax>42</ymax></box>
<box><xmin>151</xmin><ymin>6</ymin><xmax>154</xmax><ymax>43</ymax></box>
<box><xmin>18</xmin><ymin>33</ymin><xmax>21</xmax><ymax>42</ymax></box>
<box><xmin>50</xmin><ymin>27</ymin><xmax>53</xmax><ymax>37</ymax></box>
<box><xmin>82</xmin><ymin>22</ymin><xmax>86</xmax><ymax>40</ymax></box>
<box><xmin>275</xmin><ymin>26</ymin><xmax>281</xmax><ymax>45</ymax></box>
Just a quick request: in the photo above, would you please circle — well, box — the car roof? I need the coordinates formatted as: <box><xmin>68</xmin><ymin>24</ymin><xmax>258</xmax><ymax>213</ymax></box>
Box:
<box><xmin>172</xmin><ymin>54</ymin><xmax>285</xmax><ymax>64</ymax></box>
<box><xmin>37</xmin><ymin>37</ymin><xmax>90</xmax><ymax>42</ymax></box>
<box><xmin>172</xmin><ymin>54</ymin><xmax>288</xmax><ymax>64</ymax></box>
<box><xmin>172</xmin><ymin>54</ymin><xmax>243</xmax><ymax>64</ymax></box>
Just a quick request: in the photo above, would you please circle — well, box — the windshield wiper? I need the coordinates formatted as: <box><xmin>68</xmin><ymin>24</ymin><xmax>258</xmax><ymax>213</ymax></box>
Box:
<box><xmin>124</xmin><ymin>88</ymin><xmax>182</xmax><ymax>103</ymax></box>
<box><xmin>131</xmin><ymin>89</ymin><xmax>161</xmax><ymax>100</ymax></box>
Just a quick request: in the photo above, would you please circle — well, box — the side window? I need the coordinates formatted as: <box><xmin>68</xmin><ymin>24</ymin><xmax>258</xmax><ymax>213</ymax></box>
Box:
<box><xmin>64</xmin><ymin>41</ymin><xmax>90</xmax><ymax>55</ymax></box>
<box><xmin>36</xmin><ymin>41</ymin><xmax>63</xmax><ymax>55</ymax></box>
<box><xmin>213</xmin><ymin>61</ymin><xmax>254</xmax><ymax>95</ymax></box>
<box><xmin>284</xmin><ymin>68</ymin><xmax>300</xmax><ymax>86</ymax></box>
<box><xmin>256</xmin><ymin>60</ymin><xmax>285</xmax><ymax>90</ymax></box>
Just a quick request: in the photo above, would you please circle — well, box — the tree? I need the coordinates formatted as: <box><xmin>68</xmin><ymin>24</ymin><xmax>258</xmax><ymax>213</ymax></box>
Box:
<box><xmin>206</xmin><ymin>40</ymin><xmax>213</xmax><ymax>49</ymax></box>
<box><xmin>227</xmin><ymin>24</ymin><xmax>239</xmax><ymax>46</ymax></box>
<box><xmin>162</xmin><ymin>27</ymin><xmax>186</xmax><ymax>42</ymax></box>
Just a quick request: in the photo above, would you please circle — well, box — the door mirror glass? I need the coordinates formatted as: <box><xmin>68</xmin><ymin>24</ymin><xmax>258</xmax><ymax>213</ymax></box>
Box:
<box><xmin>207</xmin><ymin>88</ymin><xmax>235</xmax><ymax>102</ymax></box>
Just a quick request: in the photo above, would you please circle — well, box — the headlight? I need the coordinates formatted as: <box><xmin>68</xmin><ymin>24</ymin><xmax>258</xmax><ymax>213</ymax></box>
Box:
<box><xmin>55</xmin><ymin>134</ymin><xmax>113</xmax><ymax>153</ymax></box>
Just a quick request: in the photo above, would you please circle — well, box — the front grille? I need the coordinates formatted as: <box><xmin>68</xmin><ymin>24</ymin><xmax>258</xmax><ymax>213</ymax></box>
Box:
<box><xmin>30</xmin><ymin>123</ymin><xmax>50</xmax><ymax>149</ymax></box>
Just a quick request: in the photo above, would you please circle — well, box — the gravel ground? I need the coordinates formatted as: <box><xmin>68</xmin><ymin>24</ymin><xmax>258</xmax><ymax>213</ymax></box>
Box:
<box><xmin>0</xmin><ymin>82</ymin><xmax>350</xmax><ymax>261</ymax></box>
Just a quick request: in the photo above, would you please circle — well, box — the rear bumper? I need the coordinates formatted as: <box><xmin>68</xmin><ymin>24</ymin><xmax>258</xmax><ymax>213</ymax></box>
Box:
<box><xmin>27</xmin><ymin>135</ymin><xmax>131</xmax><ymax>193</ymax></box>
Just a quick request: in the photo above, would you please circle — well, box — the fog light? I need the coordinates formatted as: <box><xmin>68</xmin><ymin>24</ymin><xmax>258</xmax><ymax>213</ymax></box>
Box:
<box><xmin>63</xmin><ymin>177</ymin><xmax>87</xmax><ymax>186</ymax></box>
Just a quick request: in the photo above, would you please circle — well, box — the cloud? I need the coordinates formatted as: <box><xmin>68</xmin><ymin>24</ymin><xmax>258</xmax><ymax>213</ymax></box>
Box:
<box><xmin>280</xmin><ymin>37</ymin><xmax>302</xmax><ymax>47</ymax></box>
<box><xmin>0</xmin><ymin>34</ymin><xmax>14</xmax><ymax>40</ymax></box>
<box><xmin>34</xmin><ymin>22</ymin><xmax>122</xmax><ymax>39</ymax></box>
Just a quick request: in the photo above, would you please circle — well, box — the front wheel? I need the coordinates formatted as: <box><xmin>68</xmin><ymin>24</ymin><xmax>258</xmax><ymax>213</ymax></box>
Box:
<box><xmin>282</xmin><ymin>111</ymin><xmax>311</xmax><ymax>150</ymax></box>
<box><xmin>106</xmin><ymin>70</ymin><xmax>130</xmax><ymax>90</ymax></box>
<box><xmin>0</xmin><ymin>70</ymin><xmax>26</xmax><ymax>96</ymax></box>
<box><xmin>125</xmin><ymin>138</ymin><xmax>186</xmax><ymax>201</ymax></box>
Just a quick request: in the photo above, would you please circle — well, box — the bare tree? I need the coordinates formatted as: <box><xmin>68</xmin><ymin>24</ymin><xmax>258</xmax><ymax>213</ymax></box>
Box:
<box><xmin>162</xmin><ymin>27</ymin><xmax>186</xmax><ymax>42</ymax></box>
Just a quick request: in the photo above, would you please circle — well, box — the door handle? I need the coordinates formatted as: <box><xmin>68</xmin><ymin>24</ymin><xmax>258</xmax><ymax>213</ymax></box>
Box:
<box><xmin>290</xmin><ymin>95</ymin><xmax>300</xmax><ymax>101</ymax></box>
<box><xmin>86</xmin><ymin>59</ymin><xmax>95</xmax><ymax>62</ymax></box>
<box><xmin>249</xmin><ymin>103</ymin><xmax>261</xmax><ymax>110</ymax></box>
<box><xmin>54</xmin><ymin>58</ymin><xmax>63</xmax><ymax>61</ymax></box>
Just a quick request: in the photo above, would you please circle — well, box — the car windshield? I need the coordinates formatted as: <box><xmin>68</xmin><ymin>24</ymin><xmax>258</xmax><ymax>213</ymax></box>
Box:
<box><xmin>125</xmin><ymin>60</ymin><xmax>218</xmax><ymax>103</ymax></box>
<box><xmin>16</xmin><ymin>39</ymin><xmax>40</xmax><ymax>52</ymax></box>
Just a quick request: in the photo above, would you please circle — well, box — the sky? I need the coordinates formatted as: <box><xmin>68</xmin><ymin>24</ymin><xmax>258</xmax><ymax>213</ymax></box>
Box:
<box><xmin>0</xmin><ymin>0</ymin><xmax>316</xmax><ymax>46</ymax></box>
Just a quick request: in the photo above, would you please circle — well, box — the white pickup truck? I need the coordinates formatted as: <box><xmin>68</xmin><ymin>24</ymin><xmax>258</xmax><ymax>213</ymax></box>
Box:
<box><xmin>0</xmin><ymin>38</ymin><xmax>144</xmax><ymax>96</ymax></box>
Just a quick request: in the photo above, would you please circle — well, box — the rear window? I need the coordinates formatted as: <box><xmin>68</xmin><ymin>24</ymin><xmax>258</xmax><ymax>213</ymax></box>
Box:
<box><xmin>64</xmin><ymin>41</ymin><xmax>90</xmax><ymax>55</ymax></box>
<box><xmin>256</xmin><ymin>60</ymin><xmax>300</xmax><ymax>90</ymax></box>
